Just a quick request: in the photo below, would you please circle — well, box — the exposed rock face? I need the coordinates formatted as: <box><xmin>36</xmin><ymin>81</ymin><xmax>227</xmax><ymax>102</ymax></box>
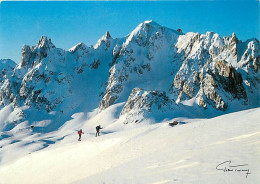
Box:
<box><xmin>120</xmin><ymin>88</ymin><xmax>176</xmax><ymax>123</ymax></box>
<box><xmin>20</xmin><ymin>36</ymin><xmax>56</xmax><ymax>68</ymax></box>
<box><xmin>0</xmin><ymin>59</ymin><xmax>17</xmax><ymax>107</ymax></box>
<box><xmin>0</xmin><ymin>34</ymin><xmax>114</xmax><ymax>118</ymax></box>
<box><xmin>168</xmin><ymin>32</ymin><xmax>258</xmax><ymax>110</ymax></box>
<box><xmin>170</xmin><ymin>58</ymin><xmax>247</xmax><ymax>110</ymax></box>
<box><xmin>16</xmin><ymin>37</ymin><xmax>67</xmax><ymax>112</ymax></box>
<box><xmin>99</xmin><ymin>23</ymin><xmax>259</xmax><ymax>113</ymax></box>
<box><xmin>20</xmin><ymin>45</ymin><xmax>32</xmax><ymax>67</ymax></box>
<box><xmin>99</xmin><ymin>20</ymin><xmax>181</xmax><ymax>110</ymax></box>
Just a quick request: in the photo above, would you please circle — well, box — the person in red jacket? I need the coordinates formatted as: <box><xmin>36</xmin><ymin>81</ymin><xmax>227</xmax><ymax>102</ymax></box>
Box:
<box><xmin>78</xmin><ymin>129</ymin><xmax>83</xmax><ymax>141</ymax></box>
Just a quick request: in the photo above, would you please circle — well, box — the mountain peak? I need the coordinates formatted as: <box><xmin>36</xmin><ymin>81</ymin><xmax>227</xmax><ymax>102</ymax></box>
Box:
<box><xmin>137</xmin><ymin>20</ymin><xmax>161</xmax><ymax>30</ymax></box>
<box><xmin>69</xmin><ymin>42</ymin><xmax>88</xmax><ymax>53</ymax></box>
<box><xmin>231</xmin><ymin>32</ymin><xmax>238</xmax><ymax>42</ymax></box>
<box><xmin>143</xmin><ymin>20</ymin><xmax>159</xmax><ymax>26</ymax></box>
<box><xmin>94</xmin><ymin>31</ymin><xmax>113</xmax><ymax>49</ymax></box>
<box><xmin>35</xmin><ymin>36</ymin><xmax>56</xmax><ymax>50</ymax></box>
<box><xmin>98</xmin><ymin>31</ymin><xmax>113</xmax><ymax>41</ymax></box>
<box><xmin>128</xmin><ymin>20</ymin><xmax>161</xmax><ymax>38</ymax></box>
<box><xmin>104</xmin><ymin>31</ymin><xmax>112</xmax><ymax>39</ymax></box>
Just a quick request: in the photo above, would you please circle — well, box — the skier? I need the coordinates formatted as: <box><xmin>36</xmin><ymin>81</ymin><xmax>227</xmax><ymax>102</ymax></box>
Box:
<box><xmin>78</xmin><ymin>129</ymin><xmax>84</xmax><ymax>141</ymax></box>
<box><xmin>177</xmin><ymin>28</ymin><xmax>183</xmax><ymax>33</ymax></box>
<box><xmin>96</xmin><ymin>125</ymin><xmax>103</xmax><ymax>137</ymax></box>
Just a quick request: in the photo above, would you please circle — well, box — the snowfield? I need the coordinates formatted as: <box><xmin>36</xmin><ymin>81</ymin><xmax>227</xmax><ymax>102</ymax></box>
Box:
<box><xmin>0</xmin><ymin>106</ymin><xmax>259</xmax><ymax>184</ymax></box>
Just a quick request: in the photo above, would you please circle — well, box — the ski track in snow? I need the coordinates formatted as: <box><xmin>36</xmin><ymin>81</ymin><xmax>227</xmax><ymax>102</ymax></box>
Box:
<box><xmin>0</xmin><ymin>107</ymin><xmax>259</xmax><ymax>184</ymax></box>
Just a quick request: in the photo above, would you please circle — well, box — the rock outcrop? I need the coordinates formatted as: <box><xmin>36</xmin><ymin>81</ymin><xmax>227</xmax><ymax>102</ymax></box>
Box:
<box><xmin>120</xmin><ymin>88</ymin><xmax>176</xmax><ymax>123</ymax></box>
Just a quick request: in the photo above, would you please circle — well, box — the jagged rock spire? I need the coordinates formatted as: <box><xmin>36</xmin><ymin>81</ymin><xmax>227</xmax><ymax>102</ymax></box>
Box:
<box><xmin>20</xmin><ymin>45</ymin><xmax>32</xmax><ymax>67</ymax></box>
<box><xmin>104</xmin><ymin>31</ymin><xmax>112</xmax><ymax>40</ymax></box>
<box><xmin>20</xmin><ymin>36</ymin><xmax>56</xmax><ymax>68</ymax></box>
<box><xmin>35</xmin><ymin>36</ymin><xmax>56</xmax><ymax>50</ymax></box>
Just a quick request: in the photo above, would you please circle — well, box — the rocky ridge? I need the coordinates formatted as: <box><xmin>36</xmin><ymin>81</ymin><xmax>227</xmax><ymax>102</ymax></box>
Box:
<box><xmin>0</xmin><ymin>20</ymin><xmax>259</xmax><ymax>130</ymax></box>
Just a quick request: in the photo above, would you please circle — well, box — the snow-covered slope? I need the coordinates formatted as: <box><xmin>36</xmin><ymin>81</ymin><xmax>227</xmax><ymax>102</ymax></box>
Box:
<box><xmin>0</xmin><ymin>107</ymin><xmax>259</xmax><ymax>184</ymax></box>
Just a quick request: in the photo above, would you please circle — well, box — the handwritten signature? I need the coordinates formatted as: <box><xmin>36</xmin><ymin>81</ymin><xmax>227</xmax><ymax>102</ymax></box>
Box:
<box><xmin>216</xmin><ymin>160</ymin><xmax>251</xmax><ymax>178</ymax></box>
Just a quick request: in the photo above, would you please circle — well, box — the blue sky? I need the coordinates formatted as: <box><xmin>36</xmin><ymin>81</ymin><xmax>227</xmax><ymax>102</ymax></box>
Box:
<box><xmin>0</xmin><ymin>1</ymin><xmax>259</xmax><ymax>63</ymax></box>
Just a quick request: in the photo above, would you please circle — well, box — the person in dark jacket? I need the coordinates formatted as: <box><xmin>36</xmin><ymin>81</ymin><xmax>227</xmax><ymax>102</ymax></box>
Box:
<box><xmin>96</xmin><ymin>125</ymin><xmax>103</xmax><ymax>137</ymax></box>
<box><xmin>78</xmin><ymin>129</ymin><xmax>83</xmax><ymax>141</ymax></box>
<box><xmin>177</xmin><ymin>28</ymin><xmax>183</xmax><ymax>33</ymax></box>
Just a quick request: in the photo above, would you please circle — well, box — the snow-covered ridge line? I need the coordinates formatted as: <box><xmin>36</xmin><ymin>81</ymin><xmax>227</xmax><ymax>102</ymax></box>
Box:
<box><xmin>0</xmin><ymin>20</ymin><xmax>259</xmax><ymax>133</ymax></box>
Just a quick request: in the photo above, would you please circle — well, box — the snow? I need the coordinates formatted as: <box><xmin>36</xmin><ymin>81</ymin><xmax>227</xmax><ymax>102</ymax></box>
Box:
<box><xmin>0</xmin><ymin>106</ymin><xmax>259</xmax><ymax>184</ymax></box>
<box><xmin>0</xmin><ymin>104</ymin><xmax>22</xmax><ymax>131</ymax></box>
<box><xmin>0</xmin><ymin>59</ymin><xmax>17</xmax><ymax>72</ymax></box>
<box><xmin>0</xmin><ymin>20</ymin><xmax>259</xmax><ymax>184</ymax></box>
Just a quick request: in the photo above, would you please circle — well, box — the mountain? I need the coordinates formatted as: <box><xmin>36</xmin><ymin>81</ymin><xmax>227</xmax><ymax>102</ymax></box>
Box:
<box><xmin>0</xmin><ymin>21</ymin><xmax>259</xmax><ymax>183</ymax></box>
<box><xmin>0</xmin><ymin>20</ymin><xmax>259</xmax><ymax>133</ymax></box>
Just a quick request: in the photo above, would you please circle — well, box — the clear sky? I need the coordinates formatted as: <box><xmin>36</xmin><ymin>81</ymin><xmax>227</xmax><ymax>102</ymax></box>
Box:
<box><xmin>0</xmin><ymin>1</ymin><xmax>259</xmax><ymax>63</ymax></box>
